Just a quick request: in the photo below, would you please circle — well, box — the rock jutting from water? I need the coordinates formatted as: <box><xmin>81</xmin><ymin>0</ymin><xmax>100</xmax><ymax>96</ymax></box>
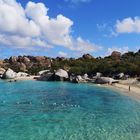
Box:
<box><xmin>38</xmin><ymin>69</ymin><xmax>69</xmax><ymax>81</ymax></box>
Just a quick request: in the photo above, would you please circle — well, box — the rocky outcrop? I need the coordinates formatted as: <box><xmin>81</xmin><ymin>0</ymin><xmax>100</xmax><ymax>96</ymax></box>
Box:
<box><xmin>34</xmin><ymin>56</ymin><xmax>46</xmax><ymax>62</ymax></box>
<box><xmin>118</xmin><ymin>73</ymin><xmax>124</xmax><ymax>79</ymax></box>
<box><xmin>18</xmin><ymin>63</ymin><xmax>27</xmax><ymax>72</ymax></box>
<box><xmin>2</xmin><ymin>56</ymin><xmax>51</xmax><ymax>74</ymax></box>
<box><xmin>70</xmin><ymin>75</ymin><xmax>87</xmax><ymax>83</ymax></box>
<box><xmin>22</xmin><ymin>57</ymin><xmax>30</xmax><ymax>64</ymax></box>
<box><xmin>111</xmin><ymin>51</ymin><xmax>121</xmax><ymax>59</ymax></box>
<box><xmin>37</xmin><ymin>72</ymin><xmax>54</xmax><ymax>81</ymax></box>
<box><xmin>82</xmin><ymin>54</ymin><xmax>93</xmax><ymax>59</ymax></box>
<box><xmin>55</xmin><ymin>69</ymin><xmax>68</xmax><ymax>81</ymax></box>
<box><xmin>16</xmin><ymin>72</ymin><xmax>29</xmax><ymax>77</ymax></box>
<box><xmin>38</xmin><ymin>70</ymin><xmax>50</xmax><ymax>76</ymax></box>
<box><xmin>38</xmin><ymin>69</ymin><xmax>69</xmax><ymax>81</ymax></box>
<box><xmin>9</xmin><ymin>56</ymin><xmax>17</xmax><ymax>63</ymax></box>
<box><xmin>114</xmin><ymin>73</ymin><xmax>129</xmax><ymax>80</ymax></box>
<box><xmin>76</xmin><ymin>75</ymin><xmax>86</xmax><ymax>83</ymax></box>
<box><xmin>0</xmin><ymin>68</ymin><xmax>6</xmax><ymax>77</ymax></box>
<box><xmin>56</xmin><ymin>57</ymin><xmax>69</xmax><ymax>61</ymax></box>
<box><xmin>55</xmin><ymin>69</ymin><xmax>68</xmax><ymax>78</ymax></box>
<box><xmin>70</xmin><ymin>74</ymin><xmax>76</xmax><ymax>83</ymax></box>
<box><xmin>95</xmin><ymin>77</ymin><xmax>119</xmax><ymax>84</ymax></box>
<box><xmin>2</xmin><ymin>68</ymin><xmax>30</xmax><ymax>79</ymax></box>
<box><xmin>0</xmin><ymin>60</ymin><xmax>4</xmax><ymax>67</ymax></box>
<box><xmin>3</xmin><ymin>68</ymin><xmax>17</xmax><ymax>79</ymax></box>
<box><xmin>0</xmin><ymin>68</ymin><xmax>5</xmax><ymax>74</ymax></box>
<box><xmin>83</xmin><ymin>73</ymin><xmax>88</xmax><ymax>79</ymax></box>
<box><xmin>1</xmin><ymin>51</ymin><xmax>139</xmax><ymax>78</ymax></box>
<box><xmin>96</xmin><ymin>72</ymin><xmax>102</xmax><ymax>78</ymax></box>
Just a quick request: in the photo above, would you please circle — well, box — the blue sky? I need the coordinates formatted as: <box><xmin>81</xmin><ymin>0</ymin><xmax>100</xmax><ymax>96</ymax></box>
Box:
<box><xmin>0</xmin><ymin>0</ymin><xmax>140</xmax><ymax>58</ymax></box>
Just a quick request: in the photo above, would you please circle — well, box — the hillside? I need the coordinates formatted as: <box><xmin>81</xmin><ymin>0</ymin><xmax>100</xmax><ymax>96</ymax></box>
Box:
<box><xmin>0</xmin><ymin>50</ymin><xmax>140</xmax><ymax>76</ymax></box>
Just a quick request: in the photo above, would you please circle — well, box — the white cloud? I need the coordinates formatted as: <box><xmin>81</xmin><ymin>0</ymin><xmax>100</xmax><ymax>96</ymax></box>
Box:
<box><xmin>72</xmin><ymin>37</ymin><xmax>101</xmax><ymax>53</ymax></box>
<box><xmin>0</xmin><ymin>34</ymin><xmax>48</xmax><ymax>49</ymax></box>
<box><xmin>115</xmin><ymin>17</ymin><xmax>140</xmax><ymax>34</ymax></box>
<box><xmin>58</xmin><ymin>51</ymin><xmax>68</xmax><ymax>57</ymax></box>
<box><xmin>25</xmin><ymin>1</ymin><xmax>74</xmax><ymax>48</ymax></box>
<box><xmin>107</xmin><ymin>46</ymin><xmax>129</xmax><ymax>56</ymax></box>
<box><xmin>0</xmin><ymin>0</ymin><xmax>100</xmax><ymax>55</ymax></box>
<box><xmin>0</xmin><ymin>0</ymin><xmax>40</xmax><ymax>37</ymax></box>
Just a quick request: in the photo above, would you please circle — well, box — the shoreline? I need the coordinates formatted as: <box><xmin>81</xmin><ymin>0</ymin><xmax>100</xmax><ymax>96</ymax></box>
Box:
<box><xmin>12</xmin><ymin>76</ymin><xmax>39</xmax><ymax>81</ymax></box>
<box><xmin>2</xmin><ymin>76</ymin><xmax>140</xmax><ymax>101</ymax></box>
<box><xmin>100</xmin><ymin>83</ymin><xmax>140</xmax><ymax>101</ymax></box>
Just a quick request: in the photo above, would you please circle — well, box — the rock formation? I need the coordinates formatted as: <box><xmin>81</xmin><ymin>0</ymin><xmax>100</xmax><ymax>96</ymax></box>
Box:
<box><xmin>76</xmin><ymin>75</ymin><xmax>85</xmax><ymax>83</ymax></box>
<box><xmin>16</xmin><ymin>72</ymin><xmax>29</xmax><ymax>77</ymax></box>
<box><xmin>22</xmin><ymin>57</ymin><xmax>30</xmax><ymax>64</ymax></box>
<box><xmin>1</xmin><ymin>56</ymin><xmax>51</xmax><ymax>74</ymax></box>
<box><xmin>111</xmin><ymin>51</ymin><xmax>121</xmax><ymax>59</ymax></box>
<box><xmin>37</xmin><ymin>72</ymin><xmax>54</xmax><ymax>81</ymax></box>
<box><xmin>70</xmin><ymin>75</ymin><xmax>86</xmax><ymax>83</ymax></box>
<box><xmin>38</xmin><ymin>70</ymin><xmax>50</xmax><ymax>76</ymax></box>
<box><xmin>0</xmin><ymin>68</ymin><xmax>6</xmax><ymax>77</ymax></box>
<box><xmin>9</xmin><ymin>56</ymin><xmax>17</xmax><ymax>63</ymax></box>
<box><xmin>18</xmin><ymin>63</ymin><xmax>27</xmax><ymax>72</ymax></box>
<box><xmin>3</xmin><ymin>68</ymin><xmax>17</xmax><ymax>79</ymax></box>
<box><xmin>83</xmin><ymin>73</ymin><xmax>88</xmax><ymax>79</ymax></box>
<box><xmin>38</xmin><ymin>69</ymin><xmax>69</xmax><ymax>81</ymax></box>
<box><xmin>95</xmin><ymin>77</ymin><xmax>118</xmax><ymax>84</ymax></box>
<box><xmin>55</xmin><ymin>69</ymin><xmax>68</xmax><ymax>81</ymax></box>
<box><xmin>96</xmin><ymin>72</ymin><xmax>102</xmax><ymax>78</ymax></box>
<box><xmin>82</xmin><ymin>54</ymin><xmax>93</xmax><ymax>59</ymax></box>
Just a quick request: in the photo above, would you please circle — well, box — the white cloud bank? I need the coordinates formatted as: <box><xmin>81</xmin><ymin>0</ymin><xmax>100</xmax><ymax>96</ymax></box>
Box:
<box><xmin>0</xmin><ymin>0</ymin><xmax>99</xmax><ymax>55</ymax></box>
<box><xmin>115</xmin><ymin>17</ymin><xmax>140</xmax><ymax>34</ymax></box>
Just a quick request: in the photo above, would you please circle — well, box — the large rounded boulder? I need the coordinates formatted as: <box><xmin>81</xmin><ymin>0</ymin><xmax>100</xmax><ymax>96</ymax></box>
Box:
<box><xmin>22</xmin><ymin>57</ymin><xmax>30</xmax><ymax>64</ymax></box>
<box><xmin>55</xmin><ymin>69</ymin><xmax>68</xmax><ymax>81</ymax></box>
<box><xmin>19</xmin><ymin>63</ymin><xmax>27</xmax><ymax>72</ymax></box>
<box><xmin>111</xmin><ymin>51</ymin><xmax>121</xmax><ymax>59</ymax></box>
<box><xmin>95</xmin><ymin>77</ymin><xmax>118</xmax><ymax>84</ymax></box>
<box><xmin>9</xmin><ymin>56</ymin><xmax>18</xmax><ymax>63</ymax></box>
<box><xmin>3</xmin><ymin>68</ymin><xmax>17</xmax><ymax>79</ymax></box>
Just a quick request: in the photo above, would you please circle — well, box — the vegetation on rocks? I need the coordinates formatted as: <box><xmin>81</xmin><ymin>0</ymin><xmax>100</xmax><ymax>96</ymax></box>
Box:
<box><xmin>0</xmin><ymin>50</ymin><xmax>140</xmax><ymax>76</ymax></box>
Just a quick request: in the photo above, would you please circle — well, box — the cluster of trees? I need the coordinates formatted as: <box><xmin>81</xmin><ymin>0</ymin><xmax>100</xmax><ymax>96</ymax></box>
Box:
<box><xmin>51</xmin><ymin>50</ymin><xmax>140</xmax><ymax>77</ymax></box>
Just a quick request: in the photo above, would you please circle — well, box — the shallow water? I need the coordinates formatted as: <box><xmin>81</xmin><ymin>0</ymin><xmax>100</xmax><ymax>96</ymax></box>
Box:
<box><xmin>0</xmin><ymin>80</ymin><xmax>140</xmax><ymax>140</ymax></box>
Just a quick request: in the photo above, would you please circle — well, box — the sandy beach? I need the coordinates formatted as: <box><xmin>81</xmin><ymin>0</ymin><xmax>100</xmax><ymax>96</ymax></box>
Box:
<box><xmin>102</xmin><ymin>82</ymin><xmax>140</xmax><ymax>101</ymax></box>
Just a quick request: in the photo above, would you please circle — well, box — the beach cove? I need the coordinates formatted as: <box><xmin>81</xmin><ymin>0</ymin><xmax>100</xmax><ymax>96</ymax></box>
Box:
<box><xmin>10</xmin><ymin>75</ymin><xmax>140</xmax><ymax>101</ymax></box>
<box><xmin>0</xmin><ymin>80</ymin><xmax>140</xmax><ymax>140</ymax></box>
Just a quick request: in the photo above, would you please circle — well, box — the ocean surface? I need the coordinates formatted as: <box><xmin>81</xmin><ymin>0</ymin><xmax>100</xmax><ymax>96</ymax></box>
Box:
<box><xmin>0</xmin><ymin>80</ymin><xmax>140</xmax><ymax>140</ymax></box>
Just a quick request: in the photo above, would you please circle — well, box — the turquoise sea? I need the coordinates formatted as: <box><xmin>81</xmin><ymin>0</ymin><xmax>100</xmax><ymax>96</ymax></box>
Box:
<box><xmin>0</xmin><ymin>80</ymin><xmax>140</xmax><ymax>140</ymax></box>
